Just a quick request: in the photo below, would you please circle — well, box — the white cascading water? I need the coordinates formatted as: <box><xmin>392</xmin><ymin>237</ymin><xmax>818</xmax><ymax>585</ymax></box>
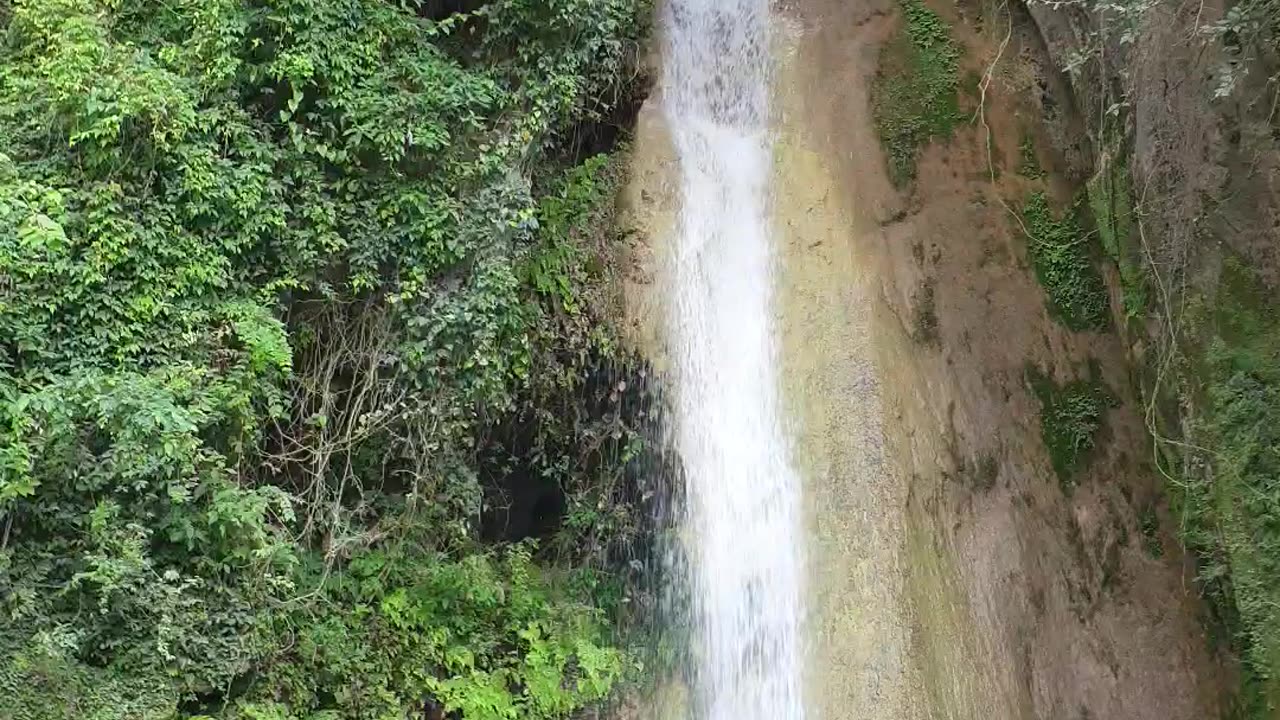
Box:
<box><xmin>662</xmin><ymin>1</ymin><xmax>806</xmax><ymax>719</ymax></box>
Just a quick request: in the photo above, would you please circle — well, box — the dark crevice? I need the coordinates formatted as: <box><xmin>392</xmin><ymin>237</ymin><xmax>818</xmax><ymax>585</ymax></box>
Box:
<box><xmin>410</xmin><ymin>0</ymin><xmax>488</xmax><ymax>22</ymax></box>
<box><xmin>561</xmin><ymin>70</ymin><xmax>655</xmax><ymax>166</ymax></box>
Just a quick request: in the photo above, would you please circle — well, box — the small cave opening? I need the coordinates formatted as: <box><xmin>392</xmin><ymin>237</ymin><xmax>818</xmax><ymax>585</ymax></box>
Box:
<box><xmin>476</xmin><ymin>351</ymin><xmax>671</xmax><ymax>558</ymax></box>
<box><xmin>479</xmin><ymin>458</ymin><xmax>568</xmax><ymax>544</ymax></box>
<box><xmin>412</xmin><ymin>0</ymin><xmax>487</xmax><ymax>22</ymax></box>
<box><xmin>560</xmin><ymin>77</ymin><xmax>654</xmax><ymax>164</ymax></box>
<box><xmin>530</xmin><ymin>49</ymin><xmax>655</xmax><ymax>176</ymax></box>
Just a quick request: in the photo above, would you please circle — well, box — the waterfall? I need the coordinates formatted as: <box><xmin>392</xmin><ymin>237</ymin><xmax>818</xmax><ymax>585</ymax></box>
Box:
<box><xmin>662</xmin><ymin>1</ymin><xmax>806</xmax><ymax>718</ymax></box>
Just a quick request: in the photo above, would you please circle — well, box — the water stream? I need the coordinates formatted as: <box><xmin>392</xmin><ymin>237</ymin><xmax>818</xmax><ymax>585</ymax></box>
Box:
<box><xmin>662</xmin><ymin>1</ymin><xmax>807</xmax><ymax>718</ymax></box>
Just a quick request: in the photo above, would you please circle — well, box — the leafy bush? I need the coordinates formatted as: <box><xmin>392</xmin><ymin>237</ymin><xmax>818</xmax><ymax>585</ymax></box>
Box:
<box><xmin>0</xmin><ymin>0</ymin><xmax>653</xmax><ymax>717</ymax></box>
<box><xmin>221</xmin><ymin>544</ymin><xmax>623</xmax><ymax>720</ymax></box>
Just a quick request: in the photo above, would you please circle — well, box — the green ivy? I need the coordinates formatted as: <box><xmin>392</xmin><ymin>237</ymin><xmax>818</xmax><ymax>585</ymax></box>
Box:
<box><xmin>229</xmin><ymin>544</ymin><xmax>623</xmax><ymax>720</ymax></box>
<box><xmin>1018</xmin><ymin>135</ymin><xmax>1044</xmax><ymax>179</ymax></box>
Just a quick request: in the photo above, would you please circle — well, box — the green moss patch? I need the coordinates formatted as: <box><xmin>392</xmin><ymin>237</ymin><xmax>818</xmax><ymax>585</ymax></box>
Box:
<box><xmin>1086</xmin><ymin>156</ymin><xmax>1147</xmax><ymax>318</ymax></box>
<box><xmin>872</xmin><ymin>0</ymin><xmax>962</xmax><ymax>187</ymax></box>
<box><xmin>1139</xmin><ymin>506</ymin><xmax>1163</xmax><ymax>558</ymax></box>
<box><xmin>1021</xmin><ymin>192</ymin><xmax>1110</xmax><ymax>331</ymax></box>
<box><xmin>1028</xmin><ymin>365</ymin><xmax>1114</xmax><ymax>488</ymax></box>
<box><xmin>1018</xmin><ymin>134</ymin><xmax>1044</xmax><ymax>179</ymax></box>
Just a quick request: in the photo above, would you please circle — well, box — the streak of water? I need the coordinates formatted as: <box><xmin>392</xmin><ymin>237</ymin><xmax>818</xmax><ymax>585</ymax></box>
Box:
<box><xmin>661</xmin><ymin>2</ymin><xmax>806</xmax><ymax>718</ymax></box>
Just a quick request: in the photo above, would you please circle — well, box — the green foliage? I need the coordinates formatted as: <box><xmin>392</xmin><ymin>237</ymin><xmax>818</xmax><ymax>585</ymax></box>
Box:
<box><xmin>1139</xmin><ymin>506</ymin><xmax>1163</xmax><ymax>558</ymax></box>
<box><xmin>1020</xmin><ymin>192</ymin><xmax>1110</xmax><ymax>331</ymax></box>
<box><xmin>1028</xmin><ymin>366</ymin><xmax>1113</xmax><ymax>487</ymax></box>
<box><xmin>1018</xmin><ymin>135</ymin><xmax>1044</xmax><ymax>179</ymax></box>
<box><xmin>0</xmin><ymin>639</ymin><xmax>176</xmax><ymax>720</ymax></box>
<box><xmin>1086</xmin><ymin>157</ymin><xmax>1147</xmax><ymax>319</ymax></box>
<box><xmin>500</xmin><ymin>151</ymin><xmax>658</xmax><ymax>570</ymax></box>
<box><xmin>1202</xmin><ymin>0</ymin><xmax>1280</xmax><ymax>98</ymax></box>
<box><xmin>1169</xmin><ymin>260</ymin><xmax>1280</xmax><ymax>717</ymax></box>
<box><xmin>526</xmin><ymin>155</ymin><xmax>616</xmax><ymax>315</ymax></box>
<box><xmin>234</xmin><ymin>544</ymin><xmax>621</xmax><ymax>720</ymax></box>
<box><xmin>0</xmin><ymin>0</ymin><xmax>652</xmax><ymax>717</ymax></box>
<box><xmin>872</xmin><ymin>0</ymin><xmax>962</xmax><ymax>186</ymax></box>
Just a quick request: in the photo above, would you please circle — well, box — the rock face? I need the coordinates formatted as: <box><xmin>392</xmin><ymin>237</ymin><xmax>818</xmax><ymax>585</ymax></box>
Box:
<box><xmin>621</xmin><ymin>0</ymin><xmax>1272</xmax><ymax>716</ymax></box>
<box><xmin>768</xmin><ymin>0</ymin><xmax>1229</xmax><ymax>717</ymax></box>
<box><xmin>1025</xmin><ymin>0</ymin><xmax>1276</xmax><ymax>281</ymax></box>
<box><xmin>1022</xmin><ymin>0</ymin><xmax>1280</xmax><ymax>711</ymax></box>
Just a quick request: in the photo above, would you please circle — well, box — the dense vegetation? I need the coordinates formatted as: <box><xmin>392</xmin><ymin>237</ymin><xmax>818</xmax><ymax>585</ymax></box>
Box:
<box><xmin>1166</xmin><ymin>260</ymin><xmax>1280</xmax><ymax>717</ymax></box>
<box><xmin>0</xmin><ymin>0</ymin><xmax>656</xmax><ymax>718</ymax></box>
